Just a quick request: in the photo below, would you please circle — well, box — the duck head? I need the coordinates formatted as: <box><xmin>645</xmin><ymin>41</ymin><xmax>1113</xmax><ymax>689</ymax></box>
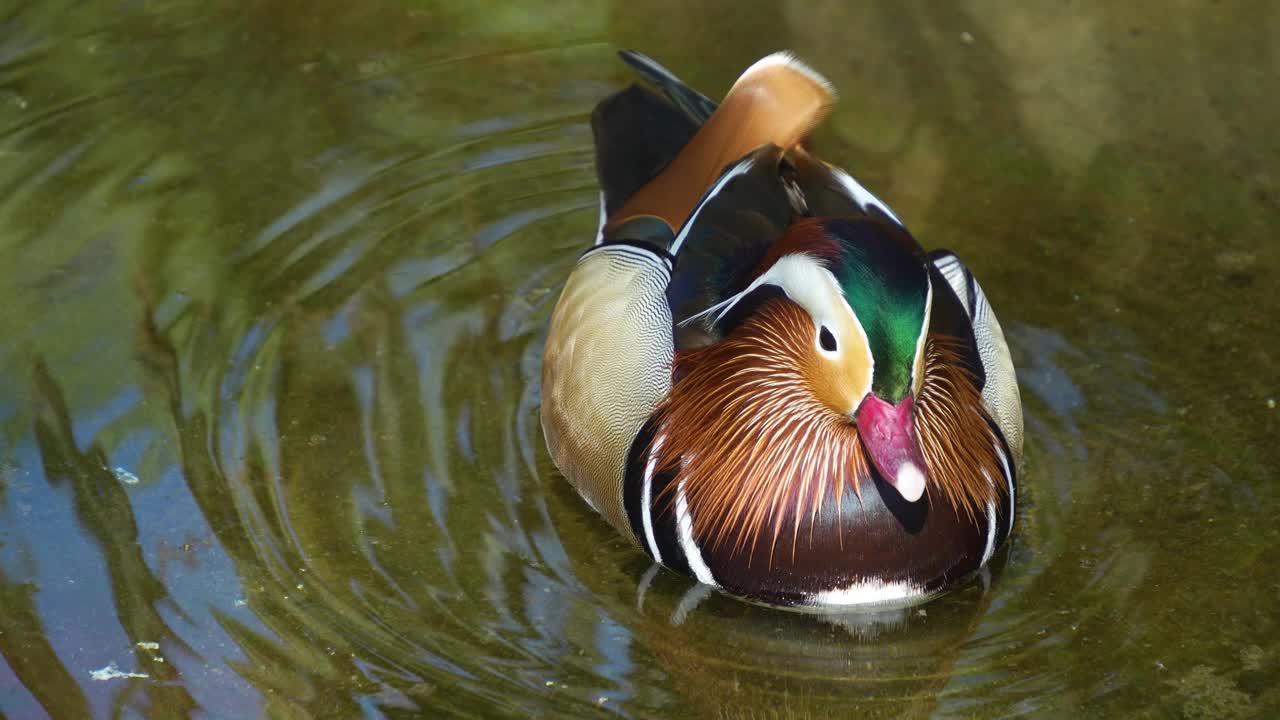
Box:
<box><xmin>675</xmin><ymin>214</ymin><xmax>932</xmax><ymax>493</ymax></box>
<box><xmin>653</xmin><ymin>215</ymin><xmax>1007</xmax><ymax>560</ymax></box>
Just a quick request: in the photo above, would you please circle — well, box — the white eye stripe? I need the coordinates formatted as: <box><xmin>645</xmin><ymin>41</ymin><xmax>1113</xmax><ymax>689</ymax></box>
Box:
<box><xmin>684</xmin><ymin>253</ymin><xmax>875</xmax><ymax>404</ymax></box>
<box><xmin>687</xmin><ymin>254</ymin><xmax>850</xmax><ymax>332</ymax></box>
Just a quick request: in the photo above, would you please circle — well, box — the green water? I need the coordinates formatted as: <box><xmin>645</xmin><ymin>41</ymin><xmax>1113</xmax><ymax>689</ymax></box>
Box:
<box><xmin>0</xmin><ymin>1</ymin><xmax>1277</xmax><ymax>718</ymax></box>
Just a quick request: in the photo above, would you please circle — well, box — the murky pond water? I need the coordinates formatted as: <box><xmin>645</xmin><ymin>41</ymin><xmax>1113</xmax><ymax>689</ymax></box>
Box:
<box><xmin>1</xmin><ymin>1</ymin><xmax>1277</xmax><ymax>718</ymax></box>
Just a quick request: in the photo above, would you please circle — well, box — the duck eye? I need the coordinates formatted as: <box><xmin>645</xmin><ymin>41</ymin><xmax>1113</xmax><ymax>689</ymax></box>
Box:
<box><xmin>819</xmin><ymin>326</ymin><xmax>837</xmax><ymax>352</ymax></box>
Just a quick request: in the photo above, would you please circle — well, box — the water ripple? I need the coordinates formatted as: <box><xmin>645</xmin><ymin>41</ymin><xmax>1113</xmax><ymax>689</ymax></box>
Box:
<box><xmin>1</xmin><ymin>2</ymin><xmax>1278</xmax><ymax>718</ymax></box>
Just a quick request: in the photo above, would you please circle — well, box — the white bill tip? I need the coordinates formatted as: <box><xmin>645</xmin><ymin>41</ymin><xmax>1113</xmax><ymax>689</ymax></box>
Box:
<box><xmin>895</xmin><ymin>462</ymin><xmax>926</xmax><ymax>503</ymax></box>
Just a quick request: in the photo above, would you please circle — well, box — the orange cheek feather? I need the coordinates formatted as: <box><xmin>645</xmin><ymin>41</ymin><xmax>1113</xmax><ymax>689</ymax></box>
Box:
<box><xmin>650</xmin><ymin>299</ymin><xmax>1006</xmax><ymax>565</ymax></box>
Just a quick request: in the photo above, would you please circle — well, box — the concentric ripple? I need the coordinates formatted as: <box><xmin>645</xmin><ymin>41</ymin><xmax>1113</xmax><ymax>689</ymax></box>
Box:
<box><xmin>1</xmin><ymin>1</ymin><xmax>1278</xmax><ymax>718</ymax></box>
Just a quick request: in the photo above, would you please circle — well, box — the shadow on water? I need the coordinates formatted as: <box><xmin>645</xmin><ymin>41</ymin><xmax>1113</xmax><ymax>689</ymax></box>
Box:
<box><xmin>0</xmin><ymin>0</ymin><xmax>1278</xmax><ymax>718</ymax></box>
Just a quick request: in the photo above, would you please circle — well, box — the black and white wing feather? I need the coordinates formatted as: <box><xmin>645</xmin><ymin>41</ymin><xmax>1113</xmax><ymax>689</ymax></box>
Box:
<box><xmin>618</xmin><ymin>50</ymin><xmax>718</xmax><ymax>124</ymax></box>
<box><xmin>929</xmin><ymin>249</ymin><xmax>1024</xmax><ymax>461</ymax></box>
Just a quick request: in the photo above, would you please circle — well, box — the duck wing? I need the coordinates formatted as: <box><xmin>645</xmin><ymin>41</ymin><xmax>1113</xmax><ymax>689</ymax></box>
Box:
<box><xmin>618</xmin><ymin>50</ymin><xmax>718</xmax><ymax>123</ymax></box>
<box><xmin>664</xmin><ymin>144</ymin><xmax>796</xmax><ymax>347</ymax></box>
<box><xmin>609</xmin><ymin>52</ymin><xmax>833</xmax><ymax>235</ymax></box>
<box><xmin>789</xmin><ymin>148</ymin><xmax>905</xmax><ymax>227</ymax></box>
<box><xmin>591</xmin><ymin>83</ymin><xmax>700</xmax><ymax>221</ymax></box>
<box><xmin>928</xmin><ymin>249</ymin><xmax>1023</xmax><ymax>460</ymax></box>
<box><xmin>593</xmin><ymin>52</ymin><xmax>837</xmax><ymax>347</ymax></box>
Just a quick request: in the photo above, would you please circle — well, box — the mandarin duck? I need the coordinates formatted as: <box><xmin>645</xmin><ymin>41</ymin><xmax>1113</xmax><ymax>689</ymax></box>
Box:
<box><xmin>541</xmin><ymin>51</ymin><xmax>1023</xmax><ymax>608</ymax></box>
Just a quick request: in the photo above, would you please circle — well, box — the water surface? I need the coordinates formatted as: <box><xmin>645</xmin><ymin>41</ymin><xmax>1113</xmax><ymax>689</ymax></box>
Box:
<box><xmin>0</xmin><ymin>1</ymin><xmax>1277</xmax><ymax>718</ymax></box>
